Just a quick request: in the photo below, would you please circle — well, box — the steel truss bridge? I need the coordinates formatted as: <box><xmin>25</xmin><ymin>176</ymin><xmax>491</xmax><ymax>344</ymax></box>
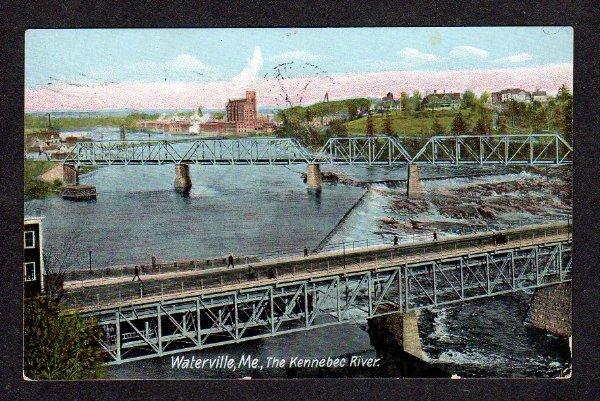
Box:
<box><xmin>63</xmin><ymin>133</ymin><xmax>572</xmax><ymax>166</ymax></box>
<box><xmin>76</xmin><ymin>223</ymin><xmax>572</xmax><ymax>364</ymax></box>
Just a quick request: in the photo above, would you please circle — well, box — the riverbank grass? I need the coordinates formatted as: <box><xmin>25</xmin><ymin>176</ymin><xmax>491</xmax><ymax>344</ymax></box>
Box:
<box><xmin>25</xmin><ymin>160</ymin><xmax>61</xmax><ymax>200</ymax></box>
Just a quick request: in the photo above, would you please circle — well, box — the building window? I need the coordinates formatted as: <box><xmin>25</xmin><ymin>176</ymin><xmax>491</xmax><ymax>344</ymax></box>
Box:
<box><xmin>24</xmin><ymin>231</ymin><xmax>35</xmax><ymax>249</ymax></box>
<box><xmin>24</xmin><ymin>262</ymin><xmax>36</xmax><ymax>282</ymax></box>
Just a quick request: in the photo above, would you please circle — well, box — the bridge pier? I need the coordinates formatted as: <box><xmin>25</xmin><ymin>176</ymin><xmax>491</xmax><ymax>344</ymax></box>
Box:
<box><xmin>306</xmin><ymin>163</ymin><xmax>323</xmax><ymax>193</ymax></box>
<box><xmin>63</xmin><ymin>164</ymin><xmax>79</xmax><ymax>185</ymax></box>
<box><xmin>367</xmin><ymin>310</ymin><xmax>438</xmax><ymax>376</ymax></box>
<box><xmin>174</xmin><ymin>164</ymin><xmax>192</xmax><ymax>193</ymax></box>
<box><xmin>525</xmin><ymin>282</ymin><xmax>571</xmax><ymax>338</ymax></box>
<box><xmin>406</xmin><ymin>164</ymin><xmax>425</xmax><ymax>198</ymax></box>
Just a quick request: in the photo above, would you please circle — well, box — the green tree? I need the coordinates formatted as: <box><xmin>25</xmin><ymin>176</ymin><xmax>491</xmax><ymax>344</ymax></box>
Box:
<box><xmin>197</xmin><ymin>106</ymin><xmax>203</xmax><ymax>116</ymax></box>
<box><xmin>400</xmin><ymin>92</ymin><xmax>410</xmax><ymax>113</ymax></box>
<box><xmin>431</xmin><ymin>118</ymin><xmax>445</xmax><ymax>135</ymax></box>
<box><xmin>325</xmin><ymin>119</ymin><xmax>348</xmax><ymax>138</ymax></box>
<box><xmin>461</xmin><ymin>90</ymin><xmax>477</xmax><ymax>109</ymax></box>
<box><xmin>347</xmin><ymin>103</ymin><xmax>358</xmax><ymax>120</ymax></box>
<box><xmin>451</xmin><ymin>112</ymin><xmax>468</xmax><ymax>135</ymax></box>
<box><xmin>409</xmin><ymin>91</ymin><xmax>422</xmax><ymax>112</ymax></box>
<box><xmin>556</xmin><ymin>85</ymin><xmax>572</xmax><ymax>103</ymax></box>
<box><xmin>383</xmin><ymin>113</ymin><xmax>393</xmax><ymax>135</ymax></box>
<box><xmin>561</xmin><ymin>97</ymin><xmax>573</xmax><ymax>141</ymax></box>
<box><xmin>212</xmin><ymin>111</ymin><xmax>224</xmax><ymax>120</ymax></box>
<box><xmin>366</xmin><ymin>114</ymin><xmax>374</xmax><ymax>137</ymax></box>
<box><xmin>473</xmin><ymin>117</ymin><xmax>489</xmax><ymax>135</ymax></box>
<box><xmin>479</xmin><ymin>91</ymin><xmax>491</xmax><ymax>105</ymax></box>
<box><xmin>24</xmin><ymin>297</ymin><xmax>106</xmax><ymax>379</ymax></box>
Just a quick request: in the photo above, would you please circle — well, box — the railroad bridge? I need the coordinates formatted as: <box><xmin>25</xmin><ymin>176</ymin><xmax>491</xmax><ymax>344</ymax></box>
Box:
<box><xmin>63</xmin><ymin>222</ymin><xmax>572</xmax><ymax>365</ymax></box>
<box><xmin>61</xmin><ymin>133</ymin><xmax>572</xmax><ymax>195</ymax></box>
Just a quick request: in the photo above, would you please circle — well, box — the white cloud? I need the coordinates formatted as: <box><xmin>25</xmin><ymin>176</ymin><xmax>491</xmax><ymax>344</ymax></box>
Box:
<box><xmin>272</xmin><ymin>50</ymin><xmax>321</xmax><ymax>63</ymax></box>
<box><xmin>449</xmin><ymin>45</ymin><xmax>489</xmax><ymax>60</ymax></box>
<box><xmin>398</xmin><ymin>48</ymin><xmax>438</xmax><ymax>63</ymax></box>
<box><xmin>166</xmin><ymin>54</ymin><xmax>213</xmax><ymax>72</ymax></box>
<box><xmin>232</xmin><ymin>46</ymin><xmax>263</xmax><ymax>88</ymax></box>
<box><xmin>492</xmin><ymin>53</ymin><xmax>534</xmax><ymax>63</ymax></box>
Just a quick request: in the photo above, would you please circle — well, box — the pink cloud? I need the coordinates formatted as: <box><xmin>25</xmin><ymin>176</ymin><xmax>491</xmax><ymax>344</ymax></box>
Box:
<box><xmin>25</xmin><ymin>64</ymin><xmax>572</xmax><ymax>112</ymax></box>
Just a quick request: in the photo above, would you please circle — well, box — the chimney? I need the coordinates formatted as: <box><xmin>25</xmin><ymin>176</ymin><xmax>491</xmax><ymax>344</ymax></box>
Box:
<box><xmin>433</xmin><ymin>90</ymin><xmax>437</xmax><ymax>94</ymax></box>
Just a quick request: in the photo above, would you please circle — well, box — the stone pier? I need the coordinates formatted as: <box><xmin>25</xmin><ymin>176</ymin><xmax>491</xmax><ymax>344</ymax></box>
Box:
<box><xmin>367</xmin><ymin>310</ymin><xmax>443</xmax><ymax>376</ymax></box>
<box><xmin>62</xmin><ymin>164</ymin><xmax>79</xmax><ymax>185</ymax></box>
<box><xmin>306</xmin><ymin>163</ymin><xmax>323</xmax><ymax>193</ymax></box>
<box><xmin>406</xmin><ymin>164</ymin><xmax>425</xmax><ymax>198</ymax></box>
<box><xmin>174</xmin><ymin>164</ymin><xmax>192</xmax><ymax>193</ymax></box>
<box><xmin>525</xmin><ymin>282</ymin><xmax>571</xmax><ymax>337</ymax></box>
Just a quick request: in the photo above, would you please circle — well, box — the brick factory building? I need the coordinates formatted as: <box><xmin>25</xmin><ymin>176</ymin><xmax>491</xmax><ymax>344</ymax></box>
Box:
<box><xmin>200</xmin><ymin>91</ymin><xmax>276</xmax><ymax>134</ymax></box>
<box><xmin>137</xmin><ymin>91</ymin><xmax>276</xmax><ymax>135</ymax></box>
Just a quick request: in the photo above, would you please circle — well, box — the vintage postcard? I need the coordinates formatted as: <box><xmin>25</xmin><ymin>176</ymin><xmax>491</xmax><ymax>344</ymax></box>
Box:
<box><xmin>23</xmin><ymin>27</ymin><xmax>572</xmax><ymax>379</ymax></box>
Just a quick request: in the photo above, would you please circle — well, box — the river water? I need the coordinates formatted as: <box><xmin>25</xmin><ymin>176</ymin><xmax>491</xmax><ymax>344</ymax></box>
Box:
<box><xmin>25</xmin><ymin>129</ymin><xmax>571</xmax><ymax>378</ymax></box>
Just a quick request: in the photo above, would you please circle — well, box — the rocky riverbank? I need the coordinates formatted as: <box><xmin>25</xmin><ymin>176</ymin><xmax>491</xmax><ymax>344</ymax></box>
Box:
<box><xmin>378</xmin><ymin>166</ymin><xmax>572</xmax><ymax>235</ymax></box>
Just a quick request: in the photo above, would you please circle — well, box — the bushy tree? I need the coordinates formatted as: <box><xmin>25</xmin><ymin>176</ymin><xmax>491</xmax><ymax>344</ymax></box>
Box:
<box><xmin>24</xmin><ymin>297</ymin><xmax>106</xmax><ymax>379</ymax></box>
<box><xmin>473</xmin><ymin>117</ymin><xmax>488</xmax><ymax>135</ymax></box>
<box><xmin>400</xmin><ymin>92</ymin><xmax>410</xmax><ymax>113</ymax></box>
<box><xmin>325</xmin><ymin>120</ymin><xmax>348</xmax><ymax>138</ymax></box>
<box><xmin>451</xmin><ymin>112</ymin><xmax>469</xmax><ymax>135</ymax></box>
<box><xmin>461</xmin><ymin>90</ymin><xmax>477</xmax><ymax>109</ymax></box>
<box><xmin>383</xmin><ymin>113</ymin><xmax>393</xmax><ymax>135</ymax></box>
<box><xmin>347</xmin><ymin>103</ymin><xmax>358</xmax><ymax>120</ymax></box>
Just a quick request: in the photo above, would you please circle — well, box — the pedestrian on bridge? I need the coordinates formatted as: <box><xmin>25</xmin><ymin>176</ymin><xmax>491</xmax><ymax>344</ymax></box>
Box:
<box><xmin>304</xmin><ymin>247</ymin><xmax>309</xmax><ymax>257</ymax></box>
<box><xmin>433</xmin><ymin>232</ymin><xmax>438</xmax><ymax>241</ymax></box>
<box><xmin>228</xmin><ymin>253</ymin><xmax>235</xmax><ymax>269</ymax></box>
<box><xmin>132</xmin><ymin>266</ymin><xmax>142</xmax><ymax>282</ymax></box>
<box><xmin>393</xmin><ymin>235</ymin><xmax>399</xmax><ymax>246</ymax></box>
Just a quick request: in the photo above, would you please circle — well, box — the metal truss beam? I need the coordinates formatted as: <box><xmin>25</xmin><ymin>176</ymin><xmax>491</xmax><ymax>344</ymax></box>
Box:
<box><xmin>89</xmin><ymin>240</ymin><xmax>571</xmax><ymax>365</ymax></box>
<box><xmin>63</xmin><ymin>134</ymin><xmax>571</xmax><ymax>166</ymax></box>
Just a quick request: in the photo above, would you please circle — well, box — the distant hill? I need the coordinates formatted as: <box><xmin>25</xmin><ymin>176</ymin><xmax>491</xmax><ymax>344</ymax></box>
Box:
<box><xmin>277</xmin><ymin>98</ymin><xmax>372</xmax><ymax>123</ymax></box>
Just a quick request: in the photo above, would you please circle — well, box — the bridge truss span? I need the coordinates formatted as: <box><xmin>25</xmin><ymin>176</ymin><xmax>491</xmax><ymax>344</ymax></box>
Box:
<box><xmin>63</xmin><ymin>133</ymin><xmax>571</xmax><ymax>166</ymax></box>
<box><xmin>86</xmin><ymin>239</ymin><xmax>571</xmax><ymax>364</ymax></box>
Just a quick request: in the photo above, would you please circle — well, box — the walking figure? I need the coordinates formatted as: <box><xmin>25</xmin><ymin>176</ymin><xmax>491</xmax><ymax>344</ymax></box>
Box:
<box><xmin>433</xmin><ymin>232</ymin><xmax>438</xmax><ymax>241</ymax></box>
<box><xmin>227</xmin><ymin>253</ymin><xmax>235</xmax><ymax>269</ymax></box>
<box><xmin>132</xmin><ymin>265</ymin><xmax>142</xmax><ymax>282</ymax></box>
<box><xmin>304</xmin><ymin>247</ymin><xmax>309</xmax><ymax>257</ymax></box>
<box><xmin>393</xmin><ymin>235</ymin><xmax>399</xmax><ymax>246</ymax></box>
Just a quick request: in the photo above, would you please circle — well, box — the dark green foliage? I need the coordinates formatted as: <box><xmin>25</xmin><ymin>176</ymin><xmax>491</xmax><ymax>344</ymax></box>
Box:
<box><xmin>276</xmin><ymin>98</ymin><xmax>372</xmax><ymax>124</ymax></box>
<box><xmin>325</xmin><ymin>120</ymin><xmax>348</xmax><ymax>138</ymax></box>
<box><xmin>366</xmin><ymin>115</ymin><xmax>374</xmax><ymax>136</ymax></box>
<box><xmin>473</xmin><ymin>117</ymin><xmax>489</xmax><ymax>135</ymax></box>
<box><xmin>461</xmin><ymin>90</ymin><xmax>477</xmax><ymax>109</ymax></box>
<box><xmin>451</xmin><ymin>112</ymin><xmax>469</xmax><ymax>135</ymax></box>
<box><xmin>25</xmin><ymin>112</ymin><xmax>159</xmax><ymax>132</ymax></box>
<box><xmin>24</xmin><ymin>297</ymin><xmax>106</xmax><ymax>380</ymax></box>
<box><xmin>383</xmin><ymin>113</ymin><xmax>393</xmax><ymax>135</ymax></box>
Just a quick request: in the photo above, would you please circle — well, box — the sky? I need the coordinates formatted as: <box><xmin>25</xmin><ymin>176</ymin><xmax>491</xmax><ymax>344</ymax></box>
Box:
<box><xmin>24</xmin><ymin>27</ymin><xmax>573</xmax><ymax>112</ymax></box>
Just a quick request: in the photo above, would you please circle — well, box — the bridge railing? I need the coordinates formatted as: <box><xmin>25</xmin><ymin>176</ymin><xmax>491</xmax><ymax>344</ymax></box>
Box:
<box><xmin>63</xmin><ymin>222</ymin><xmax>571</xmax><ymax>311</ymax></box>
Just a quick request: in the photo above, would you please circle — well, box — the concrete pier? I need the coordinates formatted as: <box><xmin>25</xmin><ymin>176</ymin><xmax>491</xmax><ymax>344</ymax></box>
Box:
<box><xmin>174</xmin><ymin>164</ymin><xmax>192</xmax><ymax>193</ymax></box>
<box><xmin>525</xmin><ymin>282</ymin><xmax>571</xmax><ymax>337</ymax></box>
<box><xmin>306</xmin><ymin>163</ymin><xmax>323</xmax><ymax>193</ymax></box>
<box><xmin>368</xmin><ymin>311</ymin><xmax>423</xmax><ymax>359</ymax></box>
<box><xmin>63</xmin><ymin>164</ymin><xmax>79</xmax><ymax>185</ymax></box>
<box><xmin>406</xmin><ymin>164</ymin><xmax>425</xmax><ymax>198</ymax></box>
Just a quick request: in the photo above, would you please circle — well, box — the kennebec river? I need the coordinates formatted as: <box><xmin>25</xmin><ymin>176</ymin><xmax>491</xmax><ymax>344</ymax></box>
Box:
<box><xmin>25</xmin><ymin>128</ymin><xmax>571</xmax><ymax>378</ymax></box>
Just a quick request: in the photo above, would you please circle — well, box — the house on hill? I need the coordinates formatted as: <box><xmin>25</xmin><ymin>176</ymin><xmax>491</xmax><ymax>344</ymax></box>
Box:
<box><xmin>491</xmin><ymin>88</ymin><xmax>532</xmax><ymax>104</ymax></box>
<box><xmin>532</xmin><ymin>89</ymin><xmax>549</xmax><ymax>103</ymax></box>
<box><xmin>421</xmin><ymin>91</ymin><xmax>461</xmax><ymax>110</ymax></box>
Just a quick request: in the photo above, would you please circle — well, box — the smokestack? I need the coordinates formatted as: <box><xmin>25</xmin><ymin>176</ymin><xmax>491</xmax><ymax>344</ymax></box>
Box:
<box><xmin>47</xmin><ymin>113</ymin><xmax>52</xmax><ymax>129</ymax></box>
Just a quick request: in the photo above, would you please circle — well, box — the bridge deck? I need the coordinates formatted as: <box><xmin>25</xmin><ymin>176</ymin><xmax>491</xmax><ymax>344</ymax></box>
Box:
<box><xmin>65</xmin><ymin>222</ymin><xmax>571</xmax><ymax>314</ymax></box>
